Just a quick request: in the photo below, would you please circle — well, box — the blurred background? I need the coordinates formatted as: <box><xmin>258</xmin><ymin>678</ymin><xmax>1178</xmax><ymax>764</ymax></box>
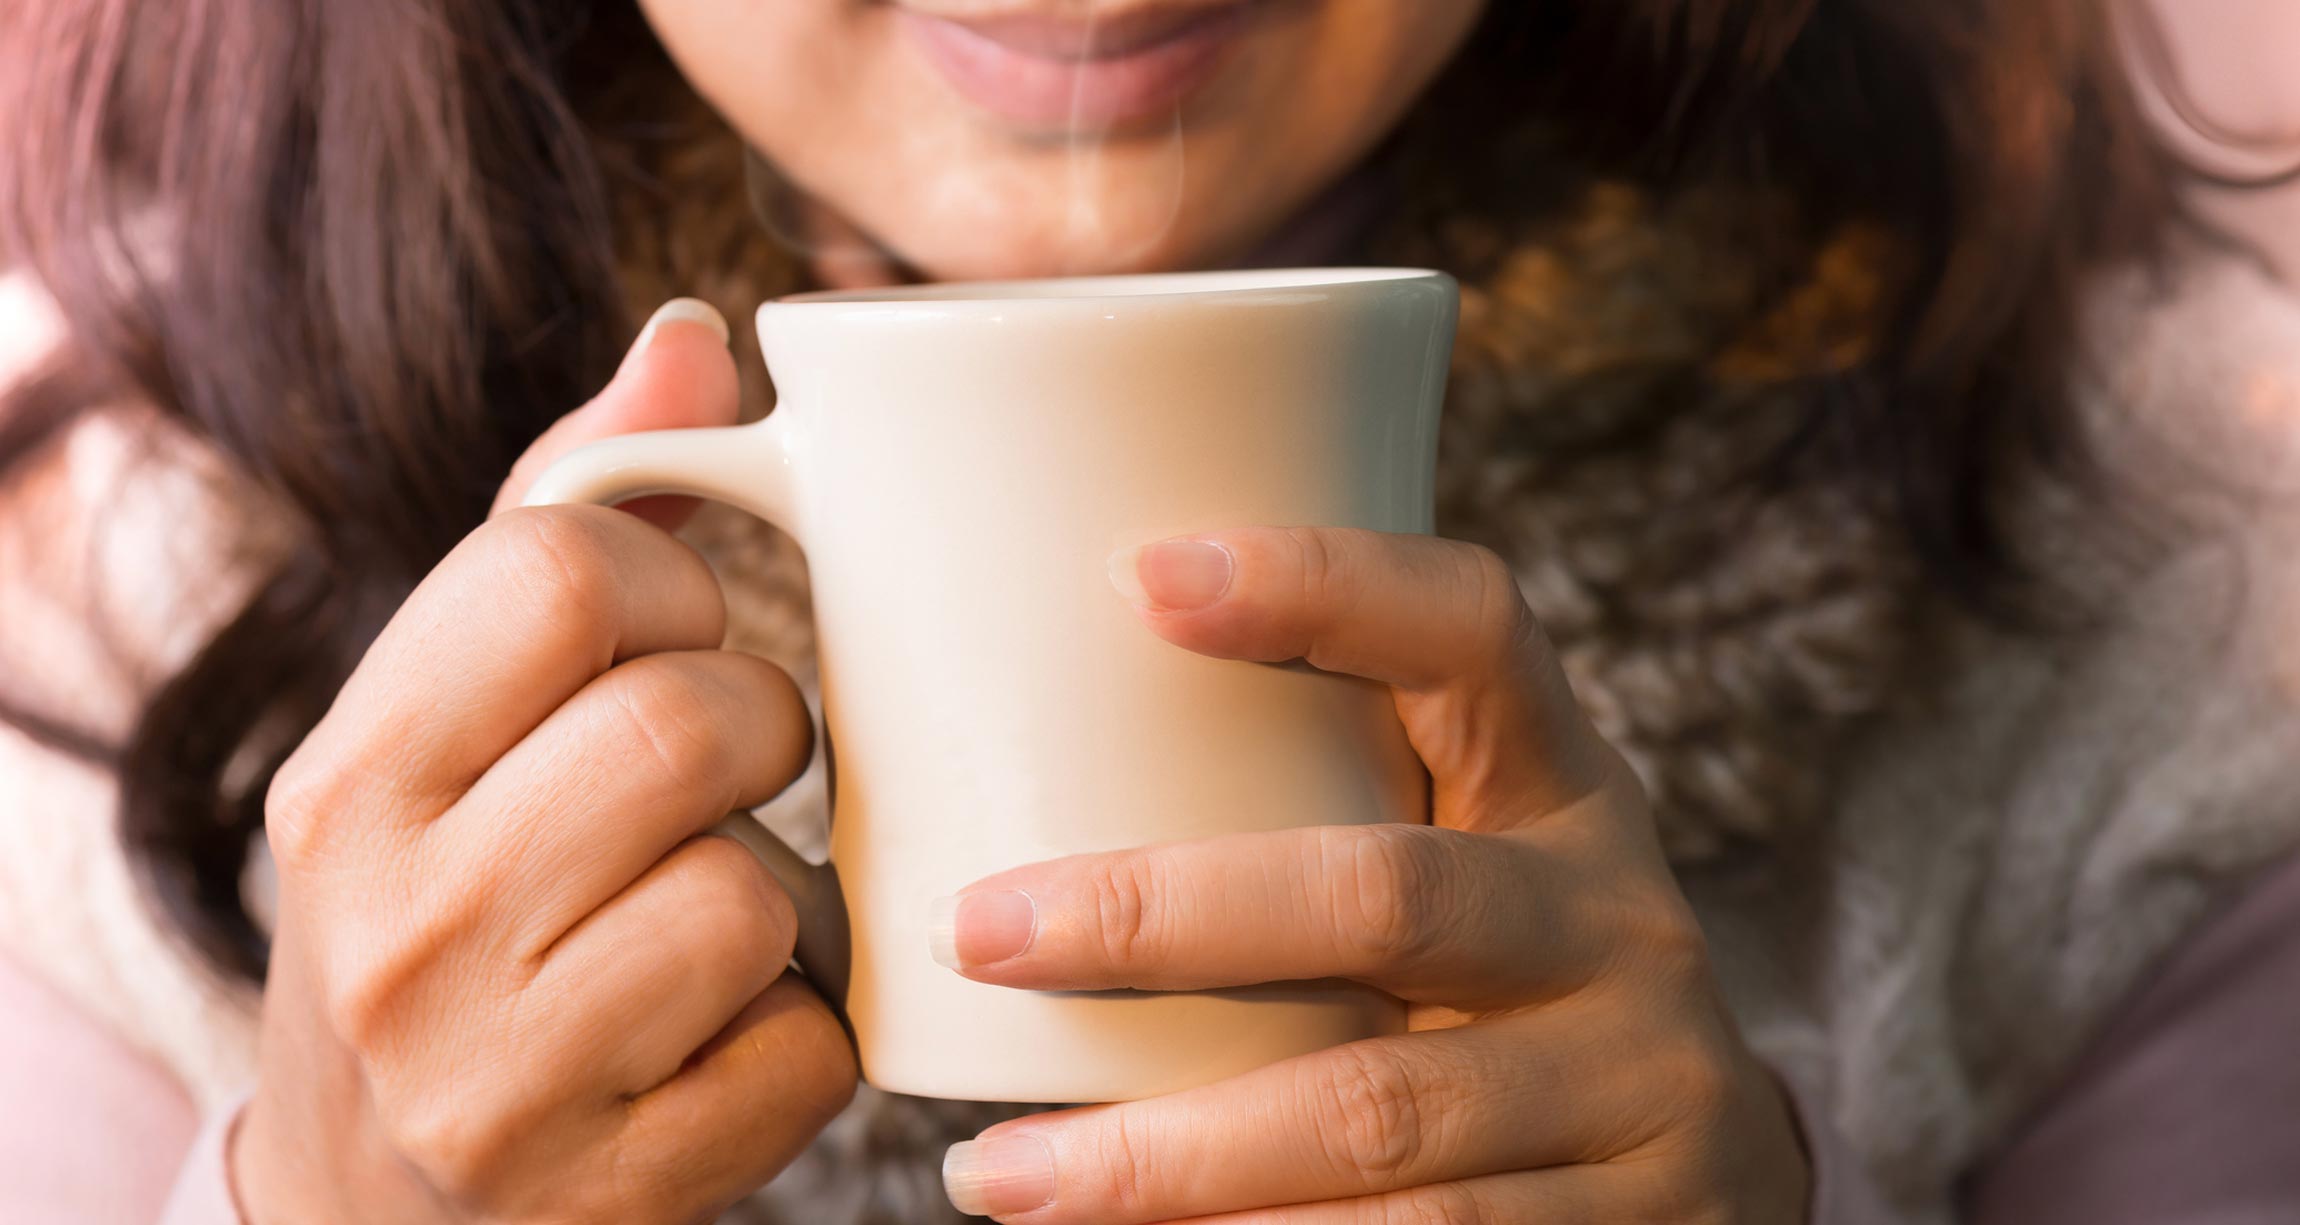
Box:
<box><xmin>2138</xmin><ymin>0</ymin><xmax>2300</xmax><ymax>276</ymax></box>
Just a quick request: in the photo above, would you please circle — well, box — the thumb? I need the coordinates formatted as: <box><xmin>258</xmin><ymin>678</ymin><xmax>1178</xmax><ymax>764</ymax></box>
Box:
<box><xmin>491</xmin><ymin>297</ymin><xmax>741</xmax><ymax>528</ymax></box>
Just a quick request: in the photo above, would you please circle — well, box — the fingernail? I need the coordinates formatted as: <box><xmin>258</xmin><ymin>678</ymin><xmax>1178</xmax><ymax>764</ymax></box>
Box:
<box><xmin>943</xmin><ymin>1135</ymin><xmax>1055</xmax><ymax>1217</ymax></box>
<box><xmin>928</xmin><ymin>890</ymin><xmax>1037</xmax><ymax>970</ymax></box>
<box><xmin>1107</xmin><ymin>539</ymin><xmax>1234</xmax><ymax>611</ymax></box>
<box><xmin>629</xmin><ymin>297</ymin><xmax>730</xmax><ymax>362</ymax></box>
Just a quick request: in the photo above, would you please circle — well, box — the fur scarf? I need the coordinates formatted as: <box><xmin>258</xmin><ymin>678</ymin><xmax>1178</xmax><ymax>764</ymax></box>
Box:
<box><xmin>601</xmin><ymin>109</ymin><xmax>1930</xmax><ymax>1222</ymax></box>
<box><xmin>604</xmin><ymin>108</ymin><xmax>2300</xmax><ymax>1225</ymax></box>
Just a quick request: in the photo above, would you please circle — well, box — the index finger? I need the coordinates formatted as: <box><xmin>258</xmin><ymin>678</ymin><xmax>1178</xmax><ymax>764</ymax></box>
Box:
<box><xmin>1110</xmin><ymin>526</ymin><xmax>1615</xmax><ymax>823</ymax></box>
<box><xmin>274</xmin><ymin>503</ymin><xmax>727</xmax><ymax>834</ymax></box>
<box><xmin>930</xmin><ymin>820</ymin><xmax>1627</xmax><ymax>1009</ymax></box>
<box><xmin>273</xmin><ymin>301</ymin><xmax>744</xmax><ymax>836</ymax></box>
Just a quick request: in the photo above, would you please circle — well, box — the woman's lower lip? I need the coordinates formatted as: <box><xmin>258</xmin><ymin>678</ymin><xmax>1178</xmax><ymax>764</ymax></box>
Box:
<box><xmin>899</xmin><ymin>6</ymin><xmax>1252</xmax><ymax>130</ymax></box>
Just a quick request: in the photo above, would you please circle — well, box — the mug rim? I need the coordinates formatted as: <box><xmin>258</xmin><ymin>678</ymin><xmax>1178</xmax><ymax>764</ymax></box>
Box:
<box><xmin>770</xmin><ymin>266</ymin><xmax>1448</xmax><ymax>309</ymax></box>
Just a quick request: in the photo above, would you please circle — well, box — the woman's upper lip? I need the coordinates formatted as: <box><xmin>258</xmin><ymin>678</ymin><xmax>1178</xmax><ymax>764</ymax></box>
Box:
<box><xmin>899</xmin><ymin>3</ymin><xmax>1249</xmax><ymax>61</ymax></box>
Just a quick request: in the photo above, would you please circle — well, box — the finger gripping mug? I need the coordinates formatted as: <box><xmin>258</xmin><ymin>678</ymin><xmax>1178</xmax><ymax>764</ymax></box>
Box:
<box><xmin>527</xmin><ymin>268</ymin><xmax>1457</xmax><ymax>1103</ymax></box>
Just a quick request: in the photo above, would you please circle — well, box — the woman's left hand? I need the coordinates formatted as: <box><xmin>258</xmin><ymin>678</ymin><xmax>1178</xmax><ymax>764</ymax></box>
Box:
<box><xmin>933</xmin><ymin>527</ymin><xmax>1811</xmax><ymax>1224</ymax></box>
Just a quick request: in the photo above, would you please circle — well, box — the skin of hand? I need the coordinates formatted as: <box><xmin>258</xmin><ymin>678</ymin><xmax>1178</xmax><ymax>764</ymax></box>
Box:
<box><xmin>230</xmin><ymin>301</ymin><xmax>858</xmax><ymax>1223</ymax></box>
<box><xmin>933</xmin><ymin>528</ymin><xmax>1813</xmax><ymax>1223</ymax></box>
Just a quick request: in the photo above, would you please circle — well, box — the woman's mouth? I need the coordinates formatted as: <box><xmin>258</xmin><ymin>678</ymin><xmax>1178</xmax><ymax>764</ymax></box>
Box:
<box><xmin>898</xmin><ymin>3</ymin><xmax>1258</xmax><ymax>130</ymax></box>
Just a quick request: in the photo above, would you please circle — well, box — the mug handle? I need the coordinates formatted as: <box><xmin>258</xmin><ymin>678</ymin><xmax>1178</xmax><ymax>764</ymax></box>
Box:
<box><xmin>521</xmin><ymin>414</ymin><xmax>850</xmax><ymax>1004</ymax></box>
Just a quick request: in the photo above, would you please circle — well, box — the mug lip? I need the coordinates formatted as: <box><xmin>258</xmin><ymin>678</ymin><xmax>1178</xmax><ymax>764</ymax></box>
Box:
<box><xmin>768</xmin><ymin>266</ymin><xmax>1450</xmax><ymax>309</ymax></box>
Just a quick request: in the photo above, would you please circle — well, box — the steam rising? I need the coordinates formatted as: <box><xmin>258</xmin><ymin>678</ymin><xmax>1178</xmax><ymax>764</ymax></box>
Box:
<box><xmin>1051</xmin><ymin>3</ymin><xmax>1191</xmax><ymax>271</ymax></box>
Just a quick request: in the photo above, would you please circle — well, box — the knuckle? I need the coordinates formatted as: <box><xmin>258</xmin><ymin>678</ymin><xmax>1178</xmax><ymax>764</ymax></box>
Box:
<box><xmin>319</xmin><ymin>949</ymin><xmax>400</xmax><ymax>1052</ymax></box>
<box><xmin>1087</xmin><ymin>852</ymin><xmax>1166</xmax><ymax>969</ymax></box>
<box><xmin>1655</xmin><ymin>916</ymin><xmax>1715</xmax><ymax>986</ymax></box>
<box><xmin>316</xmin><ymin>894</ymin><xmax>481</xmax><ymax>1060</ymax></box>
<box><xmin>1312</xmin><ymin>1042</ymin><xmax>1433</xmax><ymax>1187</ymax></box>
<box><xmin>320</xmin><ymin>930</ymin><xmax>441</xmax><ymax>1056</ymax></box>
<box><xmin>489</xmin><ymin>504</ymin><xmax>628</xmax><ymax>618</ymax></box>
<box><xmin>741</xmin><ymin>651</ymin><xmax>810</xmax><ymax>721</ymax></box>
<box><xmin>1620</xmin><ymin>892</ymin><xmax>1713</xmax><ymax>987</ymax></box>
<box><xmin>1651</xmin><ymin>1037</ymin><xmax>1740</xmax><ymax>1136</ymax></box>
<box><xmin>483</xmin><ymin>505</ymin><xmax>727</xmax><ymax>658</ymax></box>
<box><xmin>320</xmin><ymin>976</ymin><xmax>388</xmax><ymax>1055</ymax></box>
<box><xmin>674</xmin><ymin>840</ymin><xmax>786</xmax><ymax>971</ymax></box>
<box><xmin>1280</xmin><ymin>525</ymin><xmax>1344</xmax><ymax>612</ymax></box>
<box><xmin>1329</xmin><ymin>825</ymin><xmax>1446</xmax><ymax>969</ymax></box>
<box><xmin>263</xmin><ymin>751</ymin><xmax>342</xmax><ymax>873</ymax></box>
<box><xmin>735</xmin><ymin>653</ymin><xmax>816</xmax><ymax>770</ymax></box>
<box><xmin>385</xmin><ymin>1094</ymin><xmax>514</xmax><ymax>1203</ymax></box>
<box><xmin>1461</xmin><ymin>544</ymin><xmax>1535</xmax><ymax>661</ymax></box>
<box><xmin>1091</xmin><ymin>1108</ymin><xmax>1160</xmax><ymax>1219</ymax></box>
<box><xmin>597</xmin><ymin>658</ymin><xmax>741</xmax><ymax>793</ymax></box>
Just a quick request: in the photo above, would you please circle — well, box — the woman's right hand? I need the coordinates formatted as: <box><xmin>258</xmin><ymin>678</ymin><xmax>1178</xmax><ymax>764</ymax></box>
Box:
<box><xmin>231</xmin><ymin>301</ymin><xmax>857</xmax><ymax>1223</ymax></box>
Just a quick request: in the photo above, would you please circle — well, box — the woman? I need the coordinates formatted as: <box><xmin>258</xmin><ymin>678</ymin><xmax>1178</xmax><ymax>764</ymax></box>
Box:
<box><xmin>3</xmin><ymin>1</ymin><xmax>2297</xmax><ymax>1222</ymax></box>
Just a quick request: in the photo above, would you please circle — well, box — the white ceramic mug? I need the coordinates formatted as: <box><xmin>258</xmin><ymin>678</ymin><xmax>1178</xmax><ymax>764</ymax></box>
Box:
<box><xmin>526</xmin><ymin>268</ymin><xmax>1457</xmax><ymax>1103</ymax></box>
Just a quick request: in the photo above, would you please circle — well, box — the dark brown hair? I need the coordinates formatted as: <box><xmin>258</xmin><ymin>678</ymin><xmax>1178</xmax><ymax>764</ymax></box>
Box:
<box><xmin>1</xmin><ymin>0</ymin><xmax>2176</xmax><ymax>980</ymax></box>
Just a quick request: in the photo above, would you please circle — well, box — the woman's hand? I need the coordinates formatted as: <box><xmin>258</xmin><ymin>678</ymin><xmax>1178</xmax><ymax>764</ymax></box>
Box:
<box><xmin>934</xmin><ymin>527</ymin><xmax>1809</xmax><ymax>1224</ymax></box>
<box><xmin>232</xmin><ymin>302</ymin><xmax>857</xmax><ymax>1224</ymax></box>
